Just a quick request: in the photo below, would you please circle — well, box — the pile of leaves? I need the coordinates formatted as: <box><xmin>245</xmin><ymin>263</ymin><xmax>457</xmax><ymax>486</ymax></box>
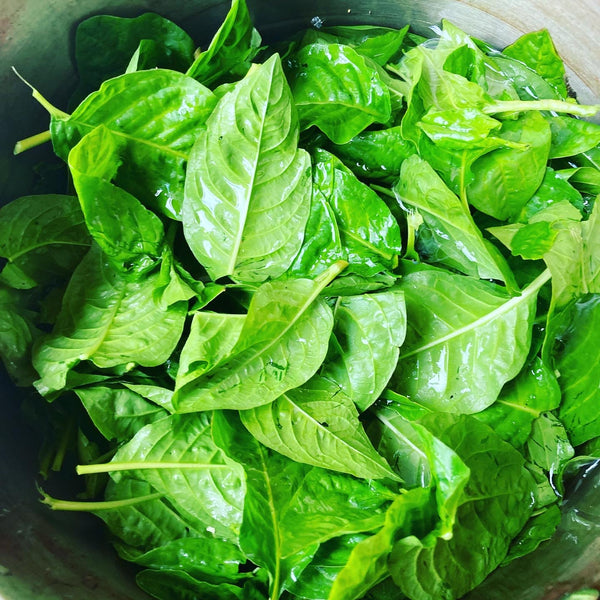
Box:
<box><xmin>1</xmin><ymin>1</ymin><xmax>600</xmax><ymax>598</ymax></box>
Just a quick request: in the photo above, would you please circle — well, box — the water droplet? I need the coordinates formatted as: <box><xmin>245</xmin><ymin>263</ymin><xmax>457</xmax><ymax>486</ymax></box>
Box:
<box><xmin>311</xmin><ymin>16</ymin><xmax>324</xmax><ymax>29</ymax></box>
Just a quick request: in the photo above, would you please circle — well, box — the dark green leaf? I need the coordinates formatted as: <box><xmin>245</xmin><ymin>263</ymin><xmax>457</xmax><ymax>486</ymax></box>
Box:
<box><xmin>0</xmin><ymin>194</ymin><xmax>90</xmax><ymax>289</ymax></box>
<box><xmin>73</xmin><ymin>13</ymin><xmax>195</xmax><ymax>101</ymax></box>
<box><xmin>186</xmin><ymin>0</ymin><xmax>262</xmax><ymax>86</ymax></box>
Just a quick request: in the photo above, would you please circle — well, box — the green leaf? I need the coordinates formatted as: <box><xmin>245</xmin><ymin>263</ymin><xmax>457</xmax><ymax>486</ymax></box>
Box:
<box><xmin>117</xmin><ymin>537</ymin><xmax>246</xmax><ymax>583</ymax></box>
<box><xmin>390</xmin><ymin>267</ymin><xmax>545</xmax><ymax>413</ymax></box>
<box><xmin>327</xmin><ymin>125</ymin><xmax>415</xmax><ymax>183</ymax></box>
<box><xmin>474</xmin><ymin>357</ymin><xmax>561</xmax><ymax>449</ymax></box>
<box><xmin>493</xmin><ymin>55</ymin><xmax>563</xmax><ymax>102</ymax></box>
<box><xmin>0</xmin><ymin>286</ymin><xmax>39</xmax><ymax>385</ymax></box>
<box><xmin>33</xmin><ymin>245</ymin><xmax>187</xmax><ymax>396</ymax></box>
<box><xmin>286</xmin><ymin>534</ymin><xmax>369</xmax><ymax>600</ymax></box>
<box><xmin>417</xmin><ymin>107</ymin><xmax>501</xmax><ymax>148</ymax></box>
<box><xmin>388</xmin><ymin>414</ymin><xmax>535</xmax><ymax>600</ymax></box>
<box><xmin>186</xmin><ymin>0</ymin><xmax>262</xmax><ymax>86</ymax></box>
<box><xmin>96</xmin><ymin>478</ymin><xmax>203</xmax><ymax>552</ymax></box>
<box><xmin>98</xmin><ymin>412</ymin><xmax>246</xmax><ymax>543</ymax></box>
<box><xmin>312</xmin><ymin>149</ymin><xmax>402</xmax><ymax>276</ymax></box>
<box><xmin>76</xmin><ymin>385</ymin><xmax>167</xmax><ymax>442</ymax></box>
<box><xmin>394</xmin><ymin>154</ymin><xmax>512</xmax><ymax>282</ymax></box>
<box><xmin>288</xmin><ymin>43</ymin><xmax>392</xmax><ymax>144</ymax></box>
<box><xmin>212</xmin><ymin>411</ymin><xmax>316</xmax><ymax>599</ymax></box>
<box><xmin>553</xmin><ymin>295</ymin><xmax>600</xmax><ymax>445</ymax></box>
<box><xmin>501</xmin><ymin>503</ymin><xmax>561</xmax><ymax>566</ymax></box>
<box><xmin>68</xmin><ymin>125</ymin><xmax>165</xmax><ymax>272</ymax></box>
<box><xmin>240</xmin><ymin>376</ymin><xmax>398</xmax><ymax>479</ymax></box>
<box><xmin>548</xmin><ymin>116</ymin><xmax>600</xmax><ymax>159</ymax></box>
<box><xmin>466</xmin><ymin>111</ymin><xmax>552</xmax><ymax>220</ymax></box>
<box><xmin>511</xmin><ymin>221</ymin><xmax>557</xmax><ymax>259</ymax></box>
<box><xmin>136</xmin><ymin>569</ymin><xmax>246</xmax><ymax>600</ymax></box>
<box><xmin>51</xmin><ymin>69</ymin><xmax>217</xmax><ymax>219</ymax></box>
<box><xmin>329</xmin><ymin>487</ymin><xmax>435</xmax><ymax>600</ymax></box>
<box><xmin>172</xmin><ymin>265</ymin><xmax>340</xmax><ymax>412</ymax></box>
<box><xmin>527</xmin><ymin>412</ymin><xmax>574</xmax><ymax>473</ymax></box>
<box><xmin>302</xmin><ymin>25</ymin><xmax>409</xmax><ymax>66</ymax></box>
<box><xmin>502</xmin><ymin>29</ymin><xmax>567</xmax><ymax>98</ymax></box>
<box><xmin>183</xmin><ymin>54</ymin><xmax>311</xmax><ymax>282</ymax></box>
<box><xmin>517</xmin><ymin>166</ymin><xmax>584</xmax><ymax>223</ymax></box>
<box><xmin>214</xmin><ymin>411</ymin><xmax>395</xmax><ymax>598</ymax></box>
<box><xmin>284</xmin><ymin>185</ymin><xmax>345</xmax><ymax>279</ymax></box>
<box><xmin>321</xmin><ymin>290</ymin><xmax>407</xmax><ymax>411</ymax></box>
<box><xmin>0</xmin><ymin>194</ymin><xmax>90</xmax><ymax>289</ymax></box>
<box><xmin>73</xmin><ymin>13</ymin><xmax>195</xmax><ymax>101</ymax></box>
<box><xmin>176</xmin><ymin>311</ymin><xmax>246</xmax><ymax>390</ymax></box>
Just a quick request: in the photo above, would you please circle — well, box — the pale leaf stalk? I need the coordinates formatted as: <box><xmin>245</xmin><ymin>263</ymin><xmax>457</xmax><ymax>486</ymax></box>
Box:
<box><xmin>77</xmin><ymin>461</ymin><xmax>233</xmax><ymax>475</ymax></box>
<box><xmin>39</xmin><ymin>488</ymin><xmax>163</xmax><ymax>512</ymax></box>
<box><xmin>484</xmin><ymin>99</ymin><xmax>600</xmax><ymax>118</ymax></box>
<box><xmin>14</xmin><ymin>130</ymin><xmax>51</xmax><ymax>155</ymax></box>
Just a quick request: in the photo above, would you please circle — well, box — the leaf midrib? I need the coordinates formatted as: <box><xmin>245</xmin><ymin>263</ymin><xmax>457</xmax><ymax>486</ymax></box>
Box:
<box><xmin>398</xmin><ymin>269</ymin><xmax>551</xmax><ymax>361</ymax></box>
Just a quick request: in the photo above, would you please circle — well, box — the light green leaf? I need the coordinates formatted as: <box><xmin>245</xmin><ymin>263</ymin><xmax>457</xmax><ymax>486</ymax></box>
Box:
<box><xmin>33</xmin><ymin>245</ymin><xmax>187</xmax><ymax>396</ymax></box>
<box><xmin>394</xmin><ymin>155</ymin><xmax>511</xmax><ymax>282</ymax></box>
<box><xmin>172</xmin><ymin>264</ymin><xmax>342</xmax><ymax>412</ymax></box>
<box><xmin>51</xmin><ymin>69</ymin><xmax>217</xmax><ymax>219</ymax></box>
<box><xmin>176</xmin><ymin>311</ymin><xmax>245</xmax><ymax>390</ymax></box>
<box><xmin>321</xmin><ymin>290</ymin><xmax>406</xmax><ymax>411</ymax></box>
<box><xmin>183</xmin><ymin>54</ymin><xmax>311</xmax><ymax>282</ymax></box>
<box><xmin>390</xmin><ymin>267</ymin><xmax>545</xmax><ymax>413</ymax></box>
<box><xmin>467</xmin><ymin>111</ymin><xmax>552</xmax><ymax>221</ymax></box>
<box><xmin>240</xmin><ymin>377</ymin><xmax>398</xmax><ymax>480</ymax></box>
<box><xmin>96</xmin><ymin>412</ymin><xmax>246</xmax><ymax>543</ymax></box>
<box><xmin>288</xmin><ymin>43</ymin><xmax>392</xmax><ymax>144</ymax></box>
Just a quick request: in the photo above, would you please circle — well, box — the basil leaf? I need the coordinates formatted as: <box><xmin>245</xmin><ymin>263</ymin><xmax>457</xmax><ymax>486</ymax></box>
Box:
<box><xmin>172</xmin><ymin>265</ymin><xmax>341</xmax><ymax>412</ymax></box>
<box><xmin>33</xmin><ymin>245</ymin><xmax>187</xmax><ymax>396</ymax></box>
<box><xmin>73</xmin><ymin>13</ymin><xmax>195</xmax><ymax>101</ymax></box>
<box><xmin>52</xmin><ymin>69</ymin><xmax>217</xmax><ymax>219</ymax></box>
<box><xmin>321</xmin><ymin>290</ymin><xmax>407</xmax><ymax>412</ymax></box>
<box><xmin>240</xmin><ymin>377</ymin><xmax>398</xmax><ymax>480</ymax></box>
<box><xmin>186</xmin><ymin>0</ymin><xmax>262</xmax><ymax>86</ymax></box>
<box><xmin>183</xmin><ymin>54</ymin><xmax>311</xmax><ymax>282</ymax></box>
<box><xmin>288</xmin><ymin>43</ymin><xmax>392</xmax><ymax>144</ymax></box>
<box><xmin>390</xmin><ymin>267</ymin><xmax>544</xmax><ymax>413</ymax></box>
<box><xmin>0</xmin><ymin>194</ymin><xmax>90</xmax><ymax>289</ymax></box>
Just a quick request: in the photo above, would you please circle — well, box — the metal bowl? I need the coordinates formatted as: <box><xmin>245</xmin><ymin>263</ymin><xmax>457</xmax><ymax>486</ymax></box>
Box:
<box><xmin>1</xmin><ymin>2</ymin><xmax>599</xmax><ymax>599</ymax></box>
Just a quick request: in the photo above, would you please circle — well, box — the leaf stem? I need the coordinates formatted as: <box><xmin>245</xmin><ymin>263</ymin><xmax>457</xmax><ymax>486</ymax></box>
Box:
<box><xmin>484</xmin><ymin>99</ymin><xmax>600</xmax><ymax>117</ymax></box>
<box><xmin>77</xmin><ymin>461</ymin><xmax>232</xmax><ymax>475</ymax></box>
<box><xmin>12</xmin><ymin>67</ymin><xmax>69</xmax><ymax>119</ymax></box>
<box><xmin>13</xmin><ymin>130</ymin><xmax>51</xmax><ymax>155</ymax></box>
<box><xmin>39</xmin><ymin>487</ymin><xmax>163</xmax><ymax>512</ymax></box>
<box><xmin>314</xmin><ymin>259</ymin><xmax>348</xmax><ymax>288</ymax></box>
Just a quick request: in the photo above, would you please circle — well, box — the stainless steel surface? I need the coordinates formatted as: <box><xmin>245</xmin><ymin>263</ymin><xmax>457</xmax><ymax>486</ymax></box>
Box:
<box><xmin>1</xmin><ymin>1</ymin><xmax>599</xmax><ymax>599</ymax></box>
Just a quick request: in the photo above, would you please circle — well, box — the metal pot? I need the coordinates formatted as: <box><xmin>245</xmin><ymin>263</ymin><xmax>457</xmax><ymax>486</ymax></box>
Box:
<box><xmin>1</xmin><ymin>2</ymin><xmax>599</xmax><ymax>599</ymax></box>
